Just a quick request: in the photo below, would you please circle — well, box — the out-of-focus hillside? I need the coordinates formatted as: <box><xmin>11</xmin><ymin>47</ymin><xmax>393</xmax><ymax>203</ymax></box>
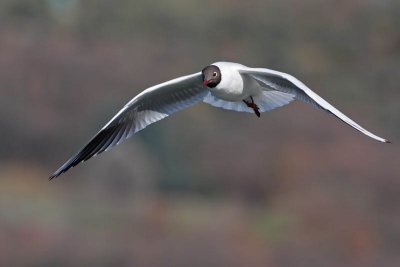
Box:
<box><xmin>0</xmin><ymin>1</ymin><xmax>399</xmax><ymax>266</ymax></box>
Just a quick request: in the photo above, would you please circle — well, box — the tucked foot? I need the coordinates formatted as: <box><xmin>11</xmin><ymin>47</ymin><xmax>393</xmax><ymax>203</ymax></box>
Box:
<box><xmin>243</xmin><ymin>96</ymin><xmax>261</xmax><ymax>117</ymax></box>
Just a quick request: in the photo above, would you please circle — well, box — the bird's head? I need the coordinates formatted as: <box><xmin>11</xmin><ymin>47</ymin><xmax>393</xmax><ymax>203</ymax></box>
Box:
<box><xmin>201</xmin><ymin>65</ymin><xmax>221</xmax><ymax>88</ymax></box>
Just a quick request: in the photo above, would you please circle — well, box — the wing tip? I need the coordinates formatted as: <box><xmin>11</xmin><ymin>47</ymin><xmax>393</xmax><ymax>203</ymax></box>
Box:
<box><xmin>49</xmin><ymin>168</ymin><xmax>66</xmax><ymax>180</ymax></box>
<box><xmin>48</xmin><ymin>172</ymin><xmax>60</xmax><ymax>181</ymax></box>
<box><xmin>372</xmin><ymin>134</ymin><xmax>390</xmax><ymax>143</ymax></box>
<box><xmin>372</xmin><ymin>136</ymin><xmax>390</xmax><ymax>143</ymax></box>
<box><xmin>48</xmin><ymin>159</ymin><xmax>76</xmax><ymax>181</ymax></box>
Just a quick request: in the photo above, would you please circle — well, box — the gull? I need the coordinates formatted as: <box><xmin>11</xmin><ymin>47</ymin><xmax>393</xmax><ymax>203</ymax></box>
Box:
<box><xmin>49</xmin><ymin>62</ymin><xmax>389</xmax><ymax>179</ymax></box>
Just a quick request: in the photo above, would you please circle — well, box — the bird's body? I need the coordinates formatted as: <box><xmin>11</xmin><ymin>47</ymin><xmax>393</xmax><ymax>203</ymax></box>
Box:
<box><xmin>50</xmin><ymin>61</ymin><xmax>389</xmax><ymax>179</ymax></box>
<box><xmin>209</xmin><ymin>62</ymin><xmax>247</xmax><ymax>100</ymax></box>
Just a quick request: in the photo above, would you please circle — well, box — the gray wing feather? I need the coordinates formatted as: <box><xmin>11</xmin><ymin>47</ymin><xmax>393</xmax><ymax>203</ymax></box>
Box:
<box><xmin>50</xmin><ymin>72</ymin><xmax>207</xmax><ymax>179</ymax></box>
<box><xmin>240</xmin><ymin>68</ymin><xmax>389</xmax><ymax>143</ymax></box>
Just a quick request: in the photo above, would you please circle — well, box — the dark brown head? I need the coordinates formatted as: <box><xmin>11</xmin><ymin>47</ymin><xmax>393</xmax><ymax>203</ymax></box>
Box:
<box><xmin>201</xmin><ymin>65</ymin><xmax>221</xmax><ymax>88</ymax></box>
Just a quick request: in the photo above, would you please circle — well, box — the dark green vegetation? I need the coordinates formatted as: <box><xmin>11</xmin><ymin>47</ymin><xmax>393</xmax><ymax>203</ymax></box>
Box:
<box><xmin>0</xmin><ymin>0</ymin><xmax>399</xmax><ymax>266</ymax></box>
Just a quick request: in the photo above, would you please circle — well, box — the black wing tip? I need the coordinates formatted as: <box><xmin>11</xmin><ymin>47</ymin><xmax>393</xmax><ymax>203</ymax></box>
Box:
<box><xmin>384</xmin><ymin>139</ymin><xmax>391</xmax><ymax>144</ymax></box>
<box><xmin>49</xmin><ymin>169</ymin><xmax>66</xmax><ymax>180</ymax></box>
<box><xmin>48</xmin><ymin>159</ymin><xmax>76</xmax><ymax>181</ymax></box>
<box><xmin>48</xmin><ymin>173</ymin><xmax>58</xmax><ymax>181</ymax></box>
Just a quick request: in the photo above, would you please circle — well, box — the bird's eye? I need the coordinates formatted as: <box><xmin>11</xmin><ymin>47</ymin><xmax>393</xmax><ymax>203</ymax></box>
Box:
<box><xmin>213</xmin><ymin>72</ymin><xmax>218</xmax><ymax>77</ymax></box>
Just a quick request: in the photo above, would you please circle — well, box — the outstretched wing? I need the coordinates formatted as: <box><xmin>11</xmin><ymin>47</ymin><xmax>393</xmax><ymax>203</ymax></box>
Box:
<box><xmin>240</xmin><ymin>67</ymin><xmax>389</xmax><ymax>143</ymax></box>
<box><xmin>50</xmin><ymin>72</ymin><xmax>207</xmax><ymax>179</ymax></box>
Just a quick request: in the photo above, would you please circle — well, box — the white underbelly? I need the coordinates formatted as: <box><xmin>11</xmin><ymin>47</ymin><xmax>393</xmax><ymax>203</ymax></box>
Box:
<box><xmin>210</xmin><ymin>86</ymin><xmax>248</xmax><ymax>101</ymax></box>
<box><xmin>209</xmin><ymin>61</ymin><xmax>262</xmax><ymax>101</ymax></box>
<box><xmin>210</xmin><ymin>80</ymin><xmax>262</xmax><ymax>102</ymax></box>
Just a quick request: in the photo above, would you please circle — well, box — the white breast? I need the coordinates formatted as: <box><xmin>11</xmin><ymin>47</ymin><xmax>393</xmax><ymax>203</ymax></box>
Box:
<box><xmin>209</xmin><ymin>62</ymin><xmax>249</xmax><ymax>101</ymax></box>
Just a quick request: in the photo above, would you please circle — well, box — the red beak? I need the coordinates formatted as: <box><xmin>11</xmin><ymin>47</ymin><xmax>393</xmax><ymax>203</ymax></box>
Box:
<box><xmin>203</xmin><ymin>80</ymin><xmax>209</xmax><ymax>86</ymax></box>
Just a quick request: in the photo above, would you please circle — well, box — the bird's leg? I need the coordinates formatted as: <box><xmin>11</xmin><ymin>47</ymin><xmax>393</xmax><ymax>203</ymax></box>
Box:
<box><xmin>243</xmin><ymin>96</ymin><xmax>261</xmax><ymax>117</ymax></box>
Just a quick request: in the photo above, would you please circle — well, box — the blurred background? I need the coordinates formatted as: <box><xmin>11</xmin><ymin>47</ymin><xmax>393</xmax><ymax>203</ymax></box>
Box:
<box><xmin>0</xmin><ymin>0</ymin><xmax>399</xmax><ymax>266</ymax></box>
